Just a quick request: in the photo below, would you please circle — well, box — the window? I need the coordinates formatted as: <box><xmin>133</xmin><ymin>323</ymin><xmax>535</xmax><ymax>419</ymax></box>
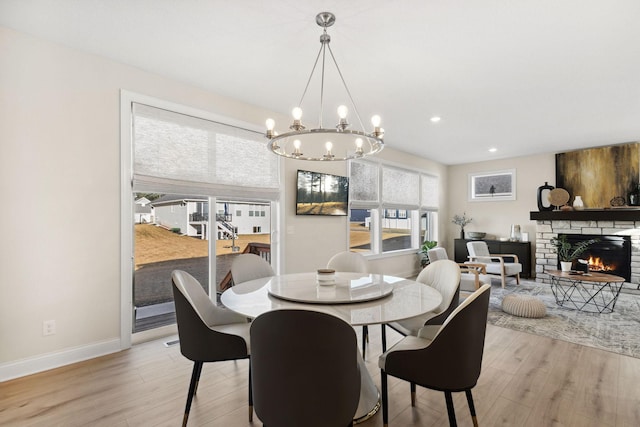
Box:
<box><xmin>236</xmin><ymin>210</ymin><xmax>242</xmax><ymax>216</ymax></box>
<box><xmin>126</xmin><ymin>99</ymin><xmax>279</xmax><ymax>333</ymax></box>
<box><xmin>349</xmin><ymin>160</ymin><xmax>438</xmax><ymax>254</ymax></box>
<box><xmin>253</xmin><ymin>226</ymin><xmax>262</xmax><ymax>233</ymax></box>
<box><xmin>261</xmin><ymin>211</ymin><xmax>266</xmax><ymax>217</ymax></box>
<box><xmin>249</xmin><ymin>211</ymin><xmax>254</xmax><ymax>217</ymax></box>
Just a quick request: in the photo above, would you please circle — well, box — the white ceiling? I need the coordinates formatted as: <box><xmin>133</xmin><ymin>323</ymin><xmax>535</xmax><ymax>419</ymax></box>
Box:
<box><xmin>2</xmin><ymin>0</ymin><xmax>640</xmax><ymax>165</ymax></box>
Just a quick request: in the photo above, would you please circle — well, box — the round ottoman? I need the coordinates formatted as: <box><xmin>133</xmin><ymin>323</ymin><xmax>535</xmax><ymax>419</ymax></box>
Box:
<box><xmin>501</xmin><ymin>294</ymin><xmax>547</xmax><ymax>318</ymax></box>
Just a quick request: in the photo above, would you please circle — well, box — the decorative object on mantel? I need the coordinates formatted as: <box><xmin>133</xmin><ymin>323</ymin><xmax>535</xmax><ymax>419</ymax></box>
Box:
<box><xmin>556</xmin><ymin>142</ymin><xmax>640</xmax><ymax>209</ymax></box>
<box><xmin>264</xmin><ymin>12</ymin><xmax>384</xmax><ymax>161</ymax></box>
<box><xmin>610</xmin><ymin>196</ymin><xmax>626</xmax><ymax>207</ymax></box>
<box><xmin>628</xmin><ymin>184</ymin><xmax>640</xmax><ymax>206</ymax></box>
<box><xmin>548</xmin><ymin>188</ymin><xmax>570</xmax><ymax>210</ymax></box>
<box><xmin>452</xmin><ymin>213</ymin><xmax>472</xmax><ymax>239</ymax></box>
<box><xmin>550</xmin><ymin>235</ymin><xmax>599</xmax><ymax>271</ymax></box>
<box><xmin>572</xmin><ymin>195</ymin><xmax>584</xmax><ymax>210</ymax></box>
<box><xmin>537</xmin><ymin>181</ymin><xmax>555</xmax><ymax>211</ymax></box>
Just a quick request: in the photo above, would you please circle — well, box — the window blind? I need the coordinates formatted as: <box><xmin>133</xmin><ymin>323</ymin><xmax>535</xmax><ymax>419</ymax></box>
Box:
<box><xmin>421</xmin><ymin>174</ymin><xmax>439</xmax><ymax>209</ymax></box>
<box><xmin>132</xmin><ymin>103</ymin><xmax>279</xmax><ymax>198</ymax></box>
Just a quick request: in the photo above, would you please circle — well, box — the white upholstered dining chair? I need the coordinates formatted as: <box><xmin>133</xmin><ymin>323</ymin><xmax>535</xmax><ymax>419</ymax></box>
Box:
<box><xmin>231</xmin><ymin>253</ymin><xmax>274</xmax><ymax>285</ymax></box>
<box><xmin>428</xmin><ymin>247</ymin><xmax>490</xmax><ymax>292</ymax></box>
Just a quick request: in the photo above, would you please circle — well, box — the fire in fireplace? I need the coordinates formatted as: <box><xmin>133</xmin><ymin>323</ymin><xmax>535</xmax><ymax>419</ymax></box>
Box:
<box><xmin>559</xmin><ymin>234</ymin><xmax>631</xmax><ymax>281</ymax></box>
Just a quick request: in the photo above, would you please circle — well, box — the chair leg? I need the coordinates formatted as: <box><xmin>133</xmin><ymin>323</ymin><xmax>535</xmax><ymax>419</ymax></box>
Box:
<box><xmin>410</xmin><ymin>382</ymin><xmax>416</xmax><ymax>406</ymax></box>
<box><xmin>501</xmin><ymin>274</ymin><xmax>506</xmax><ymax>288</ymax></box>
<box><xmin>193</xmin><ymin>361</ymin><xmax>203</xmax><ymax>396</ymax></box>
<box><xmin>183</xmin><ymin>361</ymin><xmax>203</xmax><ymax>427</ymax></box>
<box><xmin>516</xmin><ymin>273</ymin><xmax>521</xmax><ymax>284</ymax></box>
<box><xmin>444</xmin><ymin>391</ymin><xmax>457</xmax><ymax>427</ymax></box>
<box><xmin>381</xmin><ymin>324</ymin><xmax>387</xmax><ymax>352</ymax></box>
<box><xmin>248</xmin><ymin>360</ymin><xmax>253</xmax><ymax>422</ymax></box>
<box><xmin>465</xmin><ymin>389</ymin><xmax>478</xmax><ymax>427</ymax></box>
<box><xmin>362</xmin><ymin>325</ymin><xmax>368</xmax><ymax>359</ymax></box>
<box><xmin>381</xmin><ymin>370</ymin><xmax>389</xmax><ymax>427</ymax></box>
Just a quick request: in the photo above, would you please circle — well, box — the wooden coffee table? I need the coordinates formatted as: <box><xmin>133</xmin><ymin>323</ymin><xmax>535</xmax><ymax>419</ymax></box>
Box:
<box><xmin>547</xmin><ymin>270</ymin><xmax>625</xmax><ymax>313</ymax></box>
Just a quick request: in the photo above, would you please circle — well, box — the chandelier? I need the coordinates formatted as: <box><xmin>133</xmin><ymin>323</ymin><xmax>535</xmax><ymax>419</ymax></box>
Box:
<box><xmin>265</xmin><ymin>12</ymin><xmax>384</xmax><ymax>161</ymax></box>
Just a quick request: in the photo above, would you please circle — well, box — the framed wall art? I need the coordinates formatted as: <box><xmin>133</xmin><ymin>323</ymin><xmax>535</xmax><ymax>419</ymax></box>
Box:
<box><xmin>468</xmin><ymin>169</ymin><xmax>516</xmax><ymax>201</ymax></box>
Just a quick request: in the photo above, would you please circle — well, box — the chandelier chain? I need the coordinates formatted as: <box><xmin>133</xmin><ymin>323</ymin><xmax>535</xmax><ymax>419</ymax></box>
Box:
<box><xmin>297</xmin><ymin>42</ymin><xmax>324</xmax><ymax>115</ymax></box>
<box><xmin>325</xmin><ymin>42</ymin><xmax>366</xmax><ymax>131</ymax></box>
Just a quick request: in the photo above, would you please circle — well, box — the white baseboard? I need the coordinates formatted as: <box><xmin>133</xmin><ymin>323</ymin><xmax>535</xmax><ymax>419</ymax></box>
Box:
<box><xmin>0</xmin><ymin>338</ymin><xmax>122</xmax><ymax>382</ymax></box>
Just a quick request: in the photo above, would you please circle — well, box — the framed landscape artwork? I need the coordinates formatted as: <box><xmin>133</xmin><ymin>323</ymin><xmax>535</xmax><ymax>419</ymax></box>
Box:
<box><xmin>556</xmin><ymin>142</ymin><xmax>640</xmax><ymax>209</ymax></box>
<box><xmin>469</xmin><ymin>169</ymin><xmax>516</xmax><ymax>201</ymax></box>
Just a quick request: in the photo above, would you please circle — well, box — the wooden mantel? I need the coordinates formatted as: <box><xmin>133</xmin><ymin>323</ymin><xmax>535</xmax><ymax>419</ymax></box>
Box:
<box><xmin>530</xmin><ymin>209</ymin><xmax>640</xmax><ymax>221</ymax></box>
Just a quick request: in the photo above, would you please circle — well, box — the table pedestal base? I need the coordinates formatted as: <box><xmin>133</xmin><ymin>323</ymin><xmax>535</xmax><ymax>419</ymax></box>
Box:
<box><xmin>354</xmin><ymin>352</ymin><xmax>380</xmax><ymax>423</ymax></box>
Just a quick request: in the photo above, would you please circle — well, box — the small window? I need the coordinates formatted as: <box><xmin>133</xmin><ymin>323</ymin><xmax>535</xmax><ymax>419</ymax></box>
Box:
<box><xmin>236</xmin><ymin>210</ymin><xmax>242</xmax><ymax>216</ymax></box>
<box><xmin>249</xmin><ymin>211</ymin><xmax>254</xmax><ymax>217</ymax></box>
<box><xmin>253</xmin><ymin>226</ymin><xmax>262</xmax><ymax>233</ymax></box>
<box><xmin>261</xmin><ymin>211</ymin><xmax>265</xmax><ymax>217</ymax></box>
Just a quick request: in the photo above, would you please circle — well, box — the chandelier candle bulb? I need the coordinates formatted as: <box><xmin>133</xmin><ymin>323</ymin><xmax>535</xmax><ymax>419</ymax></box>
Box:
<box><xmin>293</xmin><ymin>139</ymin><xmax>303</xmax><ymax>157</ymax></box>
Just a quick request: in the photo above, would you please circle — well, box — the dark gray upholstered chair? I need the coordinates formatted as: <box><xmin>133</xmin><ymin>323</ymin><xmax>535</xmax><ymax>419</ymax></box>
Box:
<box><xmin>327</xmin><ymin>251</ymin><xmax>371</xmax><ymax>358</ymax></box>
<box><xmin>231</xmin><ymin>253</ymin><xmax>274</xmax><ymax>285</ymax></box>
<box><xmin>250</xmin><ymin>309</ymin><xmax>361</xmax><ymax>427</ymax></box>
<box><xmin>383</xmin><ymin>260</ymin><xmax>461</xmax><ymax>350</ymax></box>
<box><xmin>379</xmin><ymin>284</ymin><xmax>491</xmax><ymax>427</ymax></box>
<box><xmin>171</xmin><ymin>270</ymin><xmax>251</xmax><ymax>426</ymax></box>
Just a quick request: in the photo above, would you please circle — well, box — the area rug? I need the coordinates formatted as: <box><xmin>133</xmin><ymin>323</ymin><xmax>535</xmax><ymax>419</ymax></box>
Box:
<box><xmin>487</xmin><ymin>281</ymin><xmax>640</xmax><ymax>359</ymax></box>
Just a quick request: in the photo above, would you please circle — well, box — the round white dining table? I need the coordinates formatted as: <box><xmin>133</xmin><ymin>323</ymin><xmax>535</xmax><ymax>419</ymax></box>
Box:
<box><xmin>221</xmin><ymin>272</ymin><xmax>443</xmax><ymax>423</ymax></box>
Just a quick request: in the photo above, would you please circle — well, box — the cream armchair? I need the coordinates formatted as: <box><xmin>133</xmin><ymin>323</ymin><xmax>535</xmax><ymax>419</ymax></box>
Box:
<box><xmin>466</xmin><ymin>241</ymin><xmax>522</xmax><ymax>288</ymax></box>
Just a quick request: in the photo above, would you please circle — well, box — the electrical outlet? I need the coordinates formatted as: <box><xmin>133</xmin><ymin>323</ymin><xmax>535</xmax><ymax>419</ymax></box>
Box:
<box><xmin>43</xmin><ymin>320</ymin><xmax>56</xmax><ymax>336</ymax></box>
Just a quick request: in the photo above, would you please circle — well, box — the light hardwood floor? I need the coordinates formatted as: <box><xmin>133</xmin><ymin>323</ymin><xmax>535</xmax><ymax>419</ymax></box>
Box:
<box><xmin>1</xmin><ymin>324</ymin><xmax>639</xmax><ymax>426</ymax></box>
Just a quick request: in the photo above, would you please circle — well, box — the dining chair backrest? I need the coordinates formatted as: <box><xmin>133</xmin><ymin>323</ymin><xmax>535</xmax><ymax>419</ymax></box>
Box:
<box><xmin>327</xmin><ymin>250</ymin><xmax>369</xmax><ymax>273</ymax></box>
<box><xmin>427</xmin><ymin>247</ymin><xmax>449</xmax><ymax>262</ymax></box>
<box><xmin>386</xmin><ymin>283</ymin><xmax>491</xmax><ymax>390</ymax></box>
<box><xmin>250</xmin><ymin>309</ymin><xmax>361</xmax><ymax>427</ymax></box>
<box><xmin>415</xmin><ymin>259</ymin><xmax>461</xmax><ymax>314</ymax></box>
<box><xmin>231</xmin><ymin>253</ymin><xmax>274</xmax><ymax>285</ymax></box>
<box><xmin>171</xmin><ymin>270</ymin><xmax>248</xmax><ymax>362</ymax></box>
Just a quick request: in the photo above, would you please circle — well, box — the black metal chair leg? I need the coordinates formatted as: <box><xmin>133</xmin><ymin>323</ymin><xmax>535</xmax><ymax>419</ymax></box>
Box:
<box><xmin>248</xmin><ymin>360</ymin><xmax>253</xmax><ymax>421</ymax></box>
<box><xmin>410</xmin><ymin>382</ymin><xmax>416</xmax><ymax>406</ymax></box>
<box><xmin>362</xmin><ymin>325</ymin><xmax>368</xmax><ymax>359</ymax></box>
<box><xmin>465</xmin><ymin>389</ymin><xmax>478</xmax><ymax>427</ymax></box>
<box><xmin>381</xmin><ymin>324</ymin><xmax>387</xmax><ymax>352</ymax></box>
<box><xmin>193</xmin><ymin>361</ymin><xmax>203</xmax><ymax>395</ymax></box>
<box><xmin>381</xmin><ymin>370</ymin><xmax>389</xmax><ymax>427</ymax></box>
<box><xmin>444</xmin><ymin>391</ymin><xmax>457</xmax><ymax>427</ymax></box>
<box><xmin>183</xmin><ymin>361</ymin><xmax>203</xmax><ymax>427</ymax></box>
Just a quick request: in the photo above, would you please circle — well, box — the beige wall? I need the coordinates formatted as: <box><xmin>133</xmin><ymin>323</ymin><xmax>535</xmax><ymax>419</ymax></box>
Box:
<box><xmin>281</xmin><ymin>150</ymin><xmax>448</xmax><ymax>277</ymax></box>
<box><xmin>447</xmin><ymin>153</ymin><xmax>556</xmax><ymax>271</ymax></box>
<box><xmin>0</xmin><ymin>26</ymin><xmax>448</xmax><ymax>378</ymax></box>
<box><xmin>0</xmin><ymin>26</ymin><xmax>279</xmax><ymax>374</ymax></box>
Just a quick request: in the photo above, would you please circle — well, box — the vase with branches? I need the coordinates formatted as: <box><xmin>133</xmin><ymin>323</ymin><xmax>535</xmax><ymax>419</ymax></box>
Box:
<box><xmin>452</xmin><ymin>213</ymin><xmax>472</xmax><ymax>239</ymax></box>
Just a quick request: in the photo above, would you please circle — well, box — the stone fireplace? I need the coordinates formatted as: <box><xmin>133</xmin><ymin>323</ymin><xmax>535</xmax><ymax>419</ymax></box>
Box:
<box><xmin>531</xmin><ymin>210</ymin><xmax>640</xmax><ymax>286</ymax></box>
